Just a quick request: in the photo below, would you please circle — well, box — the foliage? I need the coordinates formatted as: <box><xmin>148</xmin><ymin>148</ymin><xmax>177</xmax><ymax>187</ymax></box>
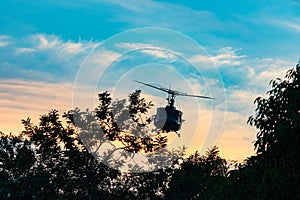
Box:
<box><xmin>66</xmin><ymin>90</ymin><xmax>168</xmax><ymax>155</ymax></box>
<box><xmin>109</xmin><ymin>169</ymin><xmax>172</xmax><ymax>199</ymax></box>
<box><xmin>248</xmin><ymin>62</ymin><xmax>300</xmax><ymax>156</ymax></box>
<box><xmin>0</xmin><ymin>132</ymin><xmax>37</xmax><ymax>199</ymax></box>
<box><xmin>165</xmin><ymin>146</ymin><xmax>228</xmax><ymax>200</ymax></box>
<box><xmin>63</xmin><ymin>90</ymin><xmax>178</xmax><ymax>172</ymax></box>
<box><xmin>1</xmin><ymin>61</ymin><xmax>300</xmax><ymax>199</ymax></box>
<box><xmin>0</xmin><ymin>111</ymin><xmax>119</xmax><ymax>199</ymax></box>
<box><xmin>235</xmin><ymin>61</ymin><xmax>300</xmax><ymax>199</ymax></box>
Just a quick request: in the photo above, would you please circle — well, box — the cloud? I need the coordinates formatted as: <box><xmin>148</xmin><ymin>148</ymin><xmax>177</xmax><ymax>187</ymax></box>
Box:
<box><xmin>211</xmin><ymin>47</ymin><xmax>246</xmax><ymax>66</ymax></box>
<box><xmin>180</xmin><ymin>89</ymin><xmax>257</xmax><ymax>162</ymax></box>
<box><xmin>245</xmin><ymin>58</ymin><xmax>294</xmax><ymax>93</ymax></box>
<box><xmin>284</xmin><ymin>21</ymin><xmax>300</xmax><ymax>32</ymax></box>
<box><xmin>106</xmin><ymin>0</ymin><xmax>156</xmax><ymax>13</ymax></box>
<box><xmin>189</xmin><ymin>54</ymin><xmax>212</xmax><ymax>65</ymax></box>
<box><xmin>190</xmin><ymin>48</ymin><xmax>295</xmax><ymax>92</ymax></box>
<box><xmin>189</xmin><ymin>46</ymin><xmax>246</xmax><ymax>68</ymax></box>
<box><xmin>0</xmin><ymin>34</ymin><xmax>99</xmax><ymax>82</ymax></box>
<box><xmin>105</xmin><ymin>0</ymin><xmax>221</xmax><ymax>32</ymax></box>
<box><xmin>0</xmin><ymin>79</ymin><xmax>74</xmax><ymax>133</ymax></box>
<box><xmin>268</xmin><ymin>18</ymin><xmax>300</xmax><ymax>33</ymax></box>
<box><xmin>115</xmin><ymin>42</ymin><xmax>153</xmax><ymax>49</ymax></box>
<box><xmin>251</xmin><ymin>7</ymin><xmax>300</xmax><ymax>41</ymax></box>
<box><xmin>188</xmin><ymin>56</ymin><xmax>296</xmax><ymax>161</ymax></box>
<box><xmin>209</xmin><ymin>89</ymin><xmax>260</xmax><ymax>161</ymax></box>
<box><xmin>0</xmin><ymin>31</ymin><xmax>297</xmax><ymax>162</ymax></box>
<box><xmin>212</xmin><ymin>58</ymin><xmax>296</xmax><ymax>160</ymax></box>
<box><xmin>226</xmin><ymin>89</ymin><xmax>259</xmax><ymax>114</ymax></box>
<box><xmin>0</xmin><ymin>35</ymin><xmax>13</xmax><ymax>48</ymax></box>
<box><xmin>30</xmin><ymin>34</ymin><xmax>98</xmax><ymax>54</ymax></box>
<box><xmin>41</xmin><ymin>0</ymin><xmax>221</xmax><ymax>33</ymax></box>
<box><xmin>0</xmin><ymin>77</ymin><xmax>256</xmax><ymax>162</ymax></box>
<box><xmin>1</xmin><ymin>55</ymin><xmax>294</xmax><ymax>161</ymax></box>
<box><xmin>15</xmin><ymin>47</ymin><xmax>35</xmax><ymax>54</ymax></box>
<box><xmin>115</xmin><ymin>42</ymin><xmax>178</xmax><ymax>59</ymax></box>
<box><xmin>27</xmin><ymin>34</ymin><xmax>99</xmax><ymax>59</ymax></box>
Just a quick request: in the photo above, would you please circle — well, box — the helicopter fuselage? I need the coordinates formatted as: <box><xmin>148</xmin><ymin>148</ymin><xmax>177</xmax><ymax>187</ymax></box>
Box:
<box><xmin>134</xmin><ymin>80</ymin><xmax>213</xmax><ymax>133</ymax></box>
<box><xmin>154</xmin><ymin>106</ymin><xmax>182</xmax><ymax>132</ymax></box>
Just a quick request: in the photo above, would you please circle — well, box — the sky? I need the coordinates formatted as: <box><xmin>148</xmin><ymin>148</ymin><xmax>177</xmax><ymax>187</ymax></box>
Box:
<box><xmin>0</xmin><ymin>0</ymin><xmax>300</xmax><ymax>162</ymax></box>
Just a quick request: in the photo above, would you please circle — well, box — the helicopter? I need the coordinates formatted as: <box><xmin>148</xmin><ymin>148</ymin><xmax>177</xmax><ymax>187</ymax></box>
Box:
<box><xmin>134</xmin><ymin>80</ymin><xmax>214</xmax><ymax>134</ymax></box>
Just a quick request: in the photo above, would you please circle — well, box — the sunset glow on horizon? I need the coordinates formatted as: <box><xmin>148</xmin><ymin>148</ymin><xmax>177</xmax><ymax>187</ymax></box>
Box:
<box><xmin>1</xmin><ymin>0</ymin><xmax>300</xmax><ymax>162</ymax></box>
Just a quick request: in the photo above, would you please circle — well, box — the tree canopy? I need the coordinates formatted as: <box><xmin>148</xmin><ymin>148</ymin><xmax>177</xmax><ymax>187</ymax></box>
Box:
<box><xmin>0</xmin><ymin>61</ymin><xmax>299</xmax><ymax>199</ymax></box>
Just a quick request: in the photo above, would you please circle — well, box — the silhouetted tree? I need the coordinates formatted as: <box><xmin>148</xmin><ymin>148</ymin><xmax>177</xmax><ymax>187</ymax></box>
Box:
<box><xmin>0</xmin><ymin>132</ymin><xmax>38</xmax><ymax>199</ymax></box>
<box><xmin>165</xmin><ymin>146</ymin><xmax>228</xmax><ymax>199</ymax></box>
<box><xmin>248</xmin><ymin>62</ymin><xmax>300</xmax><ymax>157</ymax></box>
<box><xmin>249</xmin><ymin>61</ymin><xmax>299</xmax><ymax>198</ymax></box>
<box><xmin>108</xmin><ymin>168</ymin><xmax>172</xmax><ymax>199</ymax></box>
<box><xmin>95</xmin><ymin>90</ymin><xmax>168</xmax><ymax>153</ymax></box>
<box><xmin>65</xmin><ymin>90</ymin><xmax>182</xmax><ymax>172</ymax></box>
<box><xmin>0</xmin><ymin>90</ymin><xmax>181</xmax><ymax>199</ymax></box>
<box><xmin>4</xmin><ymin>60</ymin><xmax>300</xmax><ymax>199</ymax></box>
<box><xmin>227</xmin><ymin>61</ymin><xmax>300</xmax><ymax>200</ymax></box>
<box><xmin>0</xmin><ymin>111</ymin><xmax>120</xmax><ymax>199</ymax></box>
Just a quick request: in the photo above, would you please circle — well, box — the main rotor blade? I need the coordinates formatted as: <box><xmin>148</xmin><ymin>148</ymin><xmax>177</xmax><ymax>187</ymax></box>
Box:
<box><xmin>134</xmin><ymin>80</ymin><xmax>215</xmax><ymax>99</ymax></box>
<box><xmin>134</xmin><ymin>80</ymin><xmax>170</xmax><ymax>93</ymax></box>
<box><xmin>179</xmin><ymin>93</ymin><xmax>215</xmax><ymax>99</ymax></box>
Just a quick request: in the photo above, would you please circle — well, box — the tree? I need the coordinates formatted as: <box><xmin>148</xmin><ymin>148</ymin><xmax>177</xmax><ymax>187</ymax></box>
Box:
<box><xmin>248</xmin><ymin>62</ymin><xmax>300</xmax><ymax>157</ymax></box>
<box><xmin>0</xmin><ymin>110</ymin><xmax>120</xmax><ymax>199</ymax></box>
<box><xmin>6</xmin><ymin>61</ymin><xmax>300</xmax><ymax>199</ymax></box>
<box><xmin>165</xmin><ymin>146</ymin><xmax>228</xmax><ymax>200</ymax></box>
<box><xmin>228</xmin><ymin>61</ymin><xmax>300</xmax><ymax>199</ymax></box>
<box><xmin>0</xmin><ymin>90</ymin><xmax>181</xmax><ymax>198</ymax></box>
<box><xmin>0</xmin><ymin>132</ymin><xmax>37</xmax><ymax>199</ymax></box>
<box><xmin>66</xmin><ymin>90</ymin><xmax>182</xmax><ymax>172</ymax></box>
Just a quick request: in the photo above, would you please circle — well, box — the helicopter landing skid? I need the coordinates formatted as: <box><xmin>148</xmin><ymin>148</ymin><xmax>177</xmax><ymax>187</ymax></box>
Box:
<box><xmin>175</xmin><ymin>131</ymin><xmax>180</xmax><ymax>137</ymax></box>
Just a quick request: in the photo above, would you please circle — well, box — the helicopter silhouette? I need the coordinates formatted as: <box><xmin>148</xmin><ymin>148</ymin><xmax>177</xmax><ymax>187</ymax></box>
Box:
<box><xmin>134</xmin><ymin>80</ymin><xmax>214</xmax><ymax>135</ymax></box>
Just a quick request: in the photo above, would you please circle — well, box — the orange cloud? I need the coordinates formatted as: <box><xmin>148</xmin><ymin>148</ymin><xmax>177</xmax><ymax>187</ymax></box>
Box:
<box><xmin>0</xmin><ymin>79</ymin><xmax>73</xmax><ymax>133</ymax></box>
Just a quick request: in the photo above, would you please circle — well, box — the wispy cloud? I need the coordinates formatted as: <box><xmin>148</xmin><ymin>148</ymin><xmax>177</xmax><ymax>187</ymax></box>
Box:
<box><xmin>245</xmin><ymin>58</ymin><xmax>294</xmax><ymax>92</ymax></box>
<box><xmin>0</xmin><ymin>29</ymin><xmax>298</xmax><ymax>161</ymax></box>
<box><xmin>0</xmin><ymin>35</ymin><xmax>13</xmax><ymax>48</ymax></box>
<box><xmin>30</xmin><ymin>34</ymin><xmax>98</xmax><ymax>54</ymax></box>
<box><xmin>115</xmin><ymin>42</ymin><xmax>178</xmax><ymax>59</ymax></box>
<box><xmin>0</xmin><ymin>77</ymin><xmax>256</xmax><ymax>161</ymax></box>
<box><xmin>275</xmin><ymin>19</ymin><xmax>300</xmax><ymax>32</ymax></box>
<box><xmin>252</xmin><ymin>4</ymin><xmax>300</xmax><ymax>35</ymax></box>
<box><xmin>0</xmin><ymin>34</ymin><xmax>99</xmax><ymax>82</ymax></box>
<box><xmin>15</xmin><ymin>47</ymin><xmax>35</xmax><ymax>54</ymax></box>
<box><xmin>211</xmin><ymin>47</ymin><xmax>246</xmax><ymax>66</ymax></box>
<box><xmin>0</xmin><ymin>79</ymin><xmax>73</xmax><ymax>133</ymax></box>
<box><xmin>26</xmin><ymin>34</ymin><xmax>99</xmax><ymax>58</ymax></box>
<box><xmin>190</xmin><ymin>47</ymin><xmax>295</xmax><ymax>91</ymax></box>
<box><xmin>106</xmin><ymin>0</ymin><xmax>221</xmax><ymax>32</ymax></box>
<box><xmin>115</xmin><ymin>42</ymin><xmax>155</xmax><ymax>50</ymax></box>
<box><xmin>189</xmin><ymin>46</ymin><xmax>246</xmax><ymax>68</ymax></box>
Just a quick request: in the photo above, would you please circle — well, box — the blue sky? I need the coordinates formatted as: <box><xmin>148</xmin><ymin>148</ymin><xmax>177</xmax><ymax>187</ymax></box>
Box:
<box><xmin>1</xmin><ymin>0</ymin><xmax>300</xmax><ymax>161</ymax></box>
<box><xmin>1</xmin><ymin>0</ymin><xmax>299</xmax><ymax>58</ymax></box>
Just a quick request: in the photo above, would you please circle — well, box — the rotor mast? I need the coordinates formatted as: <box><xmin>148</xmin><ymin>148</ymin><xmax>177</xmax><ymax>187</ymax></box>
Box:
<box><xmin>167</xmin><ymin>94</ymin><xmax>175</xmax><ymax>107</ymax></box>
